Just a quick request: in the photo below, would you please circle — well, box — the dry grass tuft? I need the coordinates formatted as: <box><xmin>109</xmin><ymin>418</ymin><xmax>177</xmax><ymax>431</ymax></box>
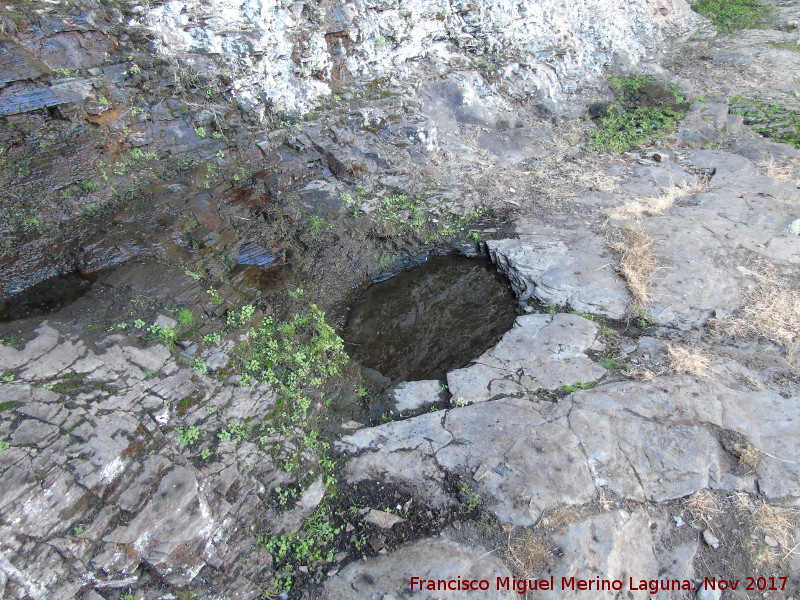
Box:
<box><xmin>757</xmin><ymin>156</ymin><xmax>800</xmax><ymax>188</ymax></box>
<box><xmin>608</xmin><ymin>226</ymin><xmax>658</xmax><ymax>304</ymax></box>
<box><xmin>506</xmin><ymin>530</ymin><xmax>550</xmax><ymax>579</ymax></box>
<box><xmin>738</xmin><ymin>443</ymin><xmax>762</xmax><ymax>470</ymax></box>
<box><xmin>624</xmin><ymin>366</ymin><xmax>658</xmax><ymax>381</ymax></box>
<box><xmin>666</xmin><ymin>345</ymin><xmax>711</xmax><ymax>377</ymax></box>
<box><xmin>751</xmin><ymin>501</ymin><xmax>799</xmax><ymax>565</ymax></box>
<box><xmin>607</xmin><ymin>179</ymin><xmax>707</xmax><ymax>220</ymax></box>
<box><xmin>684</xmin><ymin>490</ymin><xmax>723</xmax><ymax>527</ymax></box>
<box><xmin>538</xmin><ymin>504</ymin><xmax>588</xmax><ymax>531</ymax></box>
<box><xmin>710</xmin><ymin>266</ymin><xmax>800</xmax><ymax>365</ymax></box>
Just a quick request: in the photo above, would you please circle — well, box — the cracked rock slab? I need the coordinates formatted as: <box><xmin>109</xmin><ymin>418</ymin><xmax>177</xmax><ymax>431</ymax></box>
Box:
<box><xmin>447</xmin><ymin>314</ymin><xmax>607</xmax><ymax>404</ymax></box>
<box><xmin>337</xmin><ymin>375</ymin><xmax>800</xmax><ymax>528</ymax></box>
<box><xmin>488</xmin><ymin>228</ymin><xmax>630</xmax><ymax>320</ymax></box>
<box><xmin>538</xmin><ymin>509</ymin><xmax>696</xmax><ymax>600</ymax></box>
<box><xmin>322</xmin><ymin>537</ymin><xmax>516</xmax><ymax>600</ymax></box>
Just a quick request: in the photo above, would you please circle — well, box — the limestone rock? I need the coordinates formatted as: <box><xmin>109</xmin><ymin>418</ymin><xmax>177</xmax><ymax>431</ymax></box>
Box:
<box><xmin>364</xmin><ymin>509</ymin><xmax>406</xmax><ymax>529</ymax></box>
<box><xmin>0</xmin><ymin>323</ymin><xmax>277</xmax><ymax>598</ymax></box>
<box><xmin>142</xmin><ymin>0</ymin><xmax>699</xmax><ymax>116</ymax></box>
<box><xmin>323</xmin><ymin>537</ymin><xmax>516</xmax><ymax>600</ymax></box>
<box><xmin>538</xmin><ymin>510</ymin><xmax>661</xmax><ymax>600</ymax></box>
<box><xmin>488</xmin><ymin>231</ymin><xmax>630</xmax><ymax>319</ymax></box>
<box><xmin>388</xmin><ymin>380</ymin><xmax>445</xmax><ymax>413</ymax></box>
<box><xmin>447</xmin><ymin>314</ymin><xmax>606</xmax><ymax>404</ymax></box>
<box><xmin>338</xmin><ymin>375</ymin><xmax>800</xmax><ymax>528</ymax></box>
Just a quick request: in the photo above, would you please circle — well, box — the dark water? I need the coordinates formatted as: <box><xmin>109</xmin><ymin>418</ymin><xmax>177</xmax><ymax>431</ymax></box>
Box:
<box><xmin>0</xmin><ymin>272</ymin><xmax>96</xmax><ymax>322</ymax></box>
<box><xmin>343</xmin><ymin>255</ymin><xmax>517</xmax><ymax>383</ymax></box>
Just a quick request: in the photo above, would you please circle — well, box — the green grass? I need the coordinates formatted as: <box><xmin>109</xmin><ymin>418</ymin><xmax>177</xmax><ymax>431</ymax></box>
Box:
<box><xmin>373</xmin><ymin>189</ymin><xmax>485</xmax><ymax>241</ymax></box>
<box><xmin>176</xmin><ymin>308</ymin><xmax>196</xmax><ymax>328</ymax></box>
<box><xmin>589</xmin><ymin>75</ymin><xmax>686</xmax><ymax>153</ymax></box>
<box><xmin>560</xmin><ymin>381</ymin><xmax>596</xmax><ymax>393</ymax></box>
<box><xmin>600</xmin><ymin>357</ymin><xmax>629</xmax><ymax>371</ymax></box>
<box><xmin>590</xmin><ymin>105</ymin><xmax>683</xmax><ymax>153</ymax></box>
<box><xmin>730</xmin><ymin>98</ymin><xmax>800</xmax><ymax>149</ymax></box>
<box><xmin>608</xmin><ymin>74</ymin><xmax>656</xmax><ymax>100</ymax></box>
<box><xmin>308</xmin><ymin>215</ymin><xmax>324</xmax><ymax>238</ymax></box>
<box><xmin>771</xmin><ymin>42</ymin><xmax>800</xmax><ymax>52</ymax></box>
<box><xmin>691</xmin><ymin>0</ymin><xmax>769</xmax><ymax>32</ymax></box>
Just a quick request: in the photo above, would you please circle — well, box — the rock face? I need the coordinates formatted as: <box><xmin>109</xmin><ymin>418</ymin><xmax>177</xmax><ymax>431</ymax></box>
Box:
<box><xmin>323</xmin><ymin>537</ymin><xmax>516</xmax><ymax>600</ymax></box>
<box><xmin>488</xmin><ymin>233</ymin><xmax>631</xmax><ymax>319</ymax></box>
<box><xmin>447</xmin><ymin>313</ymin><xmax>607</xmax><ymax>405</ymax></box>
<box><xmin>0</xmin><ymin>323</ymin><xmax>280</xmax><ymax>599</ymax></box>
<box><xmin>143</xmin><ymin>0</ymin><xmax>698</xmax><ymax>115</ymax></box>
<box><xmin>339</xmin><ymin>375</ymin><xmax>800</xmax><ymax>526</ymax></box>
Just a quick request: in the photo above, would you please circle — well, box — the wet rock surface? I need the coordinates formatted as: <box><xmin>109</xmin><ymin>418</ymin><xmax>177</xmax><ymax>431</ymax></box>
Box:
<box><xmin>0</xmin><ymin>324</ymin><xmax>280</xmax><ymax>599</ymax></box>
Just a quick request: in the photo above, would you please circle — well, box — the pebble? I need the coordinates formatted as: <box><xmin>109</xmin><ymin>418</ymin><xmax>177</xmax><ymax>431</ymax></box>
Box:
<box><xmin>703</xmin><ymin>529</ymin><xmax>721</xmax><ymax>550</ymax></box>
<box><xmin>696</xmin><ymin>587</ymin><xmax>722</xmax><ymax>600</ymax></box>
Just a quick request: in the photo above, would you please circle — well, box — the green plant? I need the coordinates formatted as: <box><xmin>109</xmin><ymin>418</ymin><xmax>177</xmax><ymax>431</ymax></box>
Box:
<box><xmin>0</xmin><ymin>442</ymin><xmax>10</xmax><ymax>451</ymax></box>
<box><xmin>227</xmin><ymin>423</ymin><xmax>248</xmax><ymax>440</ymax></box>
<box><xmin>608</xmin><ymin>74</ymin><xmax>655</xmax><ymax>97</ymax></box>
<box><xmin>79</xmin><ymin>179</ymin><xmax>99</xmax><ymax>192</ymax></box>
<box><xmin>561</xmin><ymin>381</ymin><xmax>596</xmax><ymax>393</ymax></box>
<box><xmin>633</xmin><ymin>304</ymin><xmax>652</xmax><ymax>328</ymax></box>
<box><xmin>308</xmin><ymin>215</ymin><xmax>324</xmax><ymax>238</ymax></box>
<box><xmin>729</xmin><ymin>98</ymin><xmax>800</xmax><ymax>149</ymax></box>
<box><xmin>691</xmin><ymin>0</ymin><xmax>769</xmax><ymax>32</ymax></box>
<box><xmin>258</xmin><ymin>505</ymin><xmax>341</xmax><ymax>595</ymax></box>
<box><xmin>52</xmin><ymin>68</ymin><xmax>71</xmax><ymax>77</ymax></box>
<box><xmin>272</xmin><ymin>484</ymin><xmax>302</xmax><ymax>507</ymax></box>
<box><xmin>227</xmin><ymin>305</ymin><xmax>255</xmax><ymax>328</ymax></box>
<box><xmin>377</xmin><ymin>253</ymin><xmax>392</xmax><ymax>268</ymax></box>
<box><xmin>207</xmin><ymin>287</ymin><xmax>222</xmax><ymax>304</ymax></box>
<box><xmin>589</xmin><ymin>74</ymin><xmax>686</xmax><ymax>152</ymax></box>
<box><xmin>191</xmin><ymin>358</ymin><xmax>209</xmax><ymax>375</ymax></box>
<box><xmin>73</xmin><ymin>523</ymin><xmax>84</xmax><ymax>535</ymax></box>
<box><xmin>235</xmin><ymin>303</ymin><xmax>348</xmax><ymax>420</ymax></box>
<box><xmin>201</xmin><ymin>448</ymin><xmax>212</xmax><ymax>460</ymax></box>
<box><xmin>590</xmin><ymin>104</ymin><xmax>682</xmax><ymax>152</ymax></box>
<box><xmin>149</xmin><ymin>323</ymin><xmax>178</xmax><ymax>346</ymax></box>
<box><xmin>178</xmin><ymin>425</ymin><xmax>201</xmax><ymax>447</ymax></box>
<box><xmin>771</xmin><ymin>41</ymin><xmax>800</xmax><ymax>51</ymax></box>
<box><xmin>98</xmin><ymin>96</ymin><xmax>109</xmax><ymax>106</ymax></box>
<box><xmin>457</xmin><ymin>481</ymin><xmax>483</xmax><ymax>511</ymax></box>
<box><xmin>195</xmin><ymin>126</ymin><xmax>207</xmax><ymax>138</ymax></box>
<box><xmin>600</xmin><ymin>357</ymin><xmax>629</xmax><ymax>371</ymax></box>
<box><xmin>203</xmin><ymin>333</ymin><xmax>221</xmax><ymax>345</ymax></box>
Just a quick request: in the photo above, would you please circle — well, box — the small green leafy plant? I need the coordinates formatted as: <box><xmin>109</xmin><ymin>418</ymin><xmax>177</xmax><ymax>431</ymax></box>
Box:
<box><xmin>178</xmin><ymin>426</ymin><xmax>201</xmax><ymax>447</ymax></box>
<box><xmin>235</xmin><ymin>303</ymin><xmax>348</xmax><ymax>421</ymax></box>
